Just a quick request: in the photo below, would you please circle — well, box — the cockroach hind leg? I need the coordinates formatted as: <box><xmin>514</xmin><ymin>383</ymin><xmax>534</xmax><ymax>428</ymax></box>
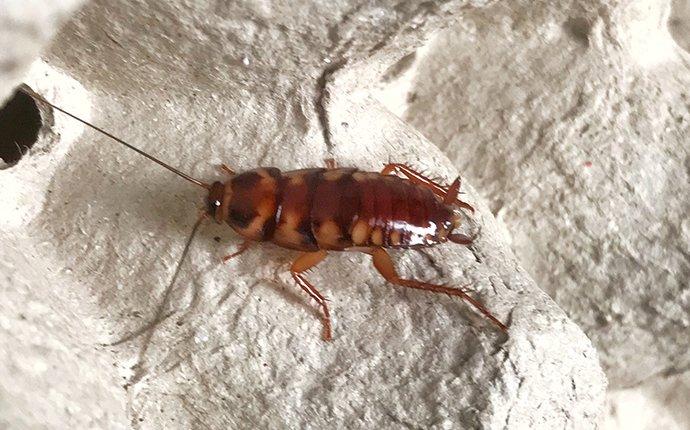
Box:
<box><xmin>381</xmin><ymin>163</ymin><xmax>476</xmax><ymax>213</ymax></box>
<box><xmin>455</xmin><ymin>199</ymin><xmax>475</xmax><ymax>214</ymax></box>
<box><xmin>368</xmin><ymin>247</ymin><xmax>508</xmax><ymax>333</ymax></box>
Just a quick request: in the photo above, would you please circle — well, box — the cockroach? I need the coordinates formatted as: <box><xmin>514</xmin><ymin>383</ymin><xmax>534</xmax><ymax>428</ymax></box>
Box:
<box><xmin>20</xmin><ymin>86</ymin><xmax>508</xmax><ymax>341</ymax></box>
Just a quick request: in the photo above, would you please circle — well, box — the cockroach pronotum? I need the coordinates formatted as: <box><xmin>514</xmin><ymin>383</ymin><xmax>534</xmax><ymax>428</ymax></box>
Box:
<box><xmin>19</xmin><ymin>86</ymin><xmax>508</xmax><ymax>341</ymax></box>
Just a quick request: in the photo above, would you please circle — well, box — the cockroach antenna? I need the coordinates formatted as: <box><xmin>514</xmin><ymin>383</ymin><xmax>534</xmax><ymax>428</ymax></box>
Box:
<box><xmin>18</xmin><ymin>84</ymin><xmax>210</xmax><ymax>190</ymax></box>
<box><xmin>107</xmin><ymin>214</ymin><xmax>206</xmax><ymax>348</ymax></box>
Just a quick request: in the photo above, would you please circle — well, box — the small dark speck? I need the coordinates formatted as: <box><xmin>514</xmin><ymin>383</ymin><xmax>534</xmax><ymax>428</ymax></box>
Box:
<box><xmin>341</xmin><ymin>121</ymin><xmax>349</xmax><ymax>128</ymax></box>
<box><xmin>139</xmin><ymin>417</ymin><xmax>144</xmax><ymax>422</ymax></box>
<box><xmin>176</xmin><ymin>320</ymin><xmax>184</xmax><ymax>326</ymax></box>
<box><xmin>263</xmin><ymin>363</ymin><xmax>268</xmax><ymax>367</ymax></box>
<box><xmin>214</xmin><ymin>236</ymin><xmax>221</xmax><ymax>242</ymax></box>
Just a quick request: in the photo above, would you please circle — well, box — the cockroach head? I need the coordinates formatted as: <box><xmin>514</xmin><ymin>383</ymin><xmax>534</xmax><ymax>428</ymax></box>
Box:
<box><xmin>206</xmin><ymin>181</ymin><xmax>226</xmax><ymax>222</ymax></box>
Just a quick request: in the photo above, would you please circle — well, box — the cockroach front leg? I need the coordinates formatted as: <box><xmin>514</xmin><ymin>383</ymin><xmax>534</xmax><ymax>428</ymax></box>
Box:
<box><xmin>381</xmin><ymin>163</ymin><xmax>475</xmax><ymax>213</ymax></box>
<box><xmin>222</xmin><ymin>240</ymin><xmax>253</xmax><ymax>263</ymax></box>
<box><xmin>219</xmin><ymin>163</ymin><xmax>236</xmax><ymax>176</ymax></box>
<box><xmin>367</xmin><ymin>247</ymin><xmax>507</xmax><ymax>332</ymax></box>
<box><xmin>290</xmin><ymin>250</ymin><xmax>333</xmax><ymax>341</ymax></box>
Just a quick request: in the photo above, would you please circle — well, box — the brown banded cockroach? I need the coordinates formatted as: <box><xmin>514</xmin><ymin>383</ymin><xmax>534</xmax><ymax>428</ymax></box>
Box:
<box><xmin>19</xmin><ymin>85</ymin><xmax>508</xmax><ymax>341</ymax></box>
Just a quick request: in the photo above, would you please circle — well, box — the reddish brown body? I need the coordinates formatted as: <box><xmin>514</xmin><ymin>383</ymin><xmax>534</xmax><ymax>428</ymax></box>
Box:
<box><xmin>209</xmin><ymin>167</ymin><xmax>462</xmax><ymax>252</ymax></box>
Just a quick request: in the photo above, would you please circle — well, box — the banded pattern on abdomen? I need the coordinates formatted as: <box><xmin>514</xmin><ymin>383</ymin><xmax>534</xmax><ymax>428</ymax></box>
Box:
<box><xmin>269</xmin><ymin>168</ymin><xmax>455</xmax><ymax>251</ymax></box>
<box><xmin>344</xmin><ymin>171</ymin><xmax>453</xmax><ymax>249</ymax></box>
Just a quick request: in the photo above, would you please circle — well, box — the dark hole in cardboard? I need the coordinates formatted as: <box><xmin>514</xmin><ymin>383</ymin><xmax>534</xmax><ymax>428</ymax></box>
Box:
<box><xmin>0</xmin><ymin>87</ymin><xmax>42</xmax><ymax>166</ymax></box>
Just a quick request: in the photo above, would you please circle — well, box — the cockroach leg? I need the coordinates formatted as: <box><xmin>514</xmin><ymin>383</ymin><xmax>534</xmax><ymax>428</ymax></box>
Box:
<box><xmin>444</xmin><ymin>177</ymin><xmax>461</xmax><ymax>204</ymax></box>
<box><xmin>290</xmin><ymin>250</ymin><xmax>332</xmax><ymax>341</ymax></box>
<box><xmin>448</xmin><ymin>233</ymin><xmax>474</xmax><ymax>245</ymax></box>
<box><xmin>381</xmin><ymin>163</ymin><xmax>475</xmax><ymax>213</ymax></box>
<box><xmin>367</xmin><ymin>247</ymin><xmax>508</xmax><ymax>333</ymax></box>
<box><xmin>222</xmin><ymin>240</ymin><xmax>253</xmax><ymax>263</ymax></box>
<box><xmin>324</xmin><ymin>158</ymin><xmax>337</xmax><ymax>169</ymax></box>
<box><xmin>219</xmin><ymin>163</ymin><xmax>236</xmax><ymax>176</ymax></box>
